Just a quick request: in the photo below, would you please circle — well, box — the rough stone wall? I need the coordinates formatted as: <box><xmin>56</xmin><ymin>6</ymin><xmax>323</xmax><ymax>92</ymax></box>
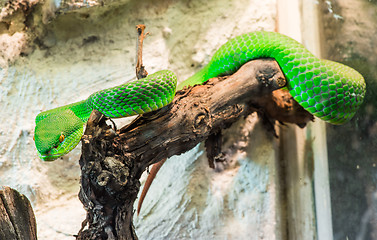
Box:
<box><xmin>0</xmin><ymin>0</ymin><xmax>277</xmax><ymax>239</ymax></box>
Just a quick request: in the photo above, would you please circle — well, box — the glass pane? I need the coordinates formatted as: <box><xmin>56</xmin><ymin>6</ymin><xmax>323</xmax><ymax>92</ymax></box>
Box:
<box><xmin>319</xmin><ymin>1</ymin><xmax>377</xmax><ymax>239</ymax></box>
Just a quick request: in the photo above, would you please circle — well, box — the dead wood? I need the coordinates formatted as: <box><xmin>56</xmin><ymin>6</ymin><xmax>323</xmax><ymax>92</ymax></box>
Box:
<box><xmin>76</xmin><ymin>58</ymin><xmax>313</xmax><ymax>240</ymax></box>
<box><xmin>0</xmin><ymin>186</ymin><xmax>37</xmax><ymax>240</ymax></box>
<box><xmin>135</xmin><ymin>24</ymin><xmax>149</xmax><ymax>79</ymax></box>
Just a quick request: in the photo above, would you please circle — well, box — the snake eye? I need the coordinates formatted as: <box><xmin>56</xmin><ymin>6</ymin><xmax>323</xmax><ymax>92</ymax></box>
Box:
<box><xmin>33</xmin><ymin>135</ymin><xmax>35</xmax><ymax>141</ymax></box>
<box><xmin>59</xmin><ymin>134</ymin><xmax>65</xmax><ymax>143</ymax></box>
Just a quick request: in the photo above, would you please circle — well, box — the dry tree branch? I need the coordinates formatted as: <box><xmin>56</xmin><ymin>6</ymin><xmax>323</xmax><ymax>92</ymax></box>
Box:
<box><xmin>76</xmin><ymin>58</ymin><xmax>313</xmax><ymax>240</ymax></box>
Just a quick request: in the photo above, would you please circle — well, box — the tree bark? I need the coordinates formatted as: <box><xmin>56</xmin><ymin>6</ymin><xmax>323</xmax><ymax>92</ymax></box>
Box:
<box><xmin>76</xmin><ymin>59</ymin><xmax>313</xmax><ymax>239</ymax></box>
<box><xmin>0</xmin><ymin>187</ymin><xmax>37</xmax><ymax>240</ymax></box>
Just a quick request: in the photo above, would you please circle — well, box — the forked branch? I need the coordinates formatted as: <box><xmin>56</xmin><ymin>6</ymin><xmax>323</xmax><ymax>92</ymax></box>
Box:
<box><xmin>76</xmin><ymin>59</ymin><xmax>313</xmax><ymax>240</ymax></box>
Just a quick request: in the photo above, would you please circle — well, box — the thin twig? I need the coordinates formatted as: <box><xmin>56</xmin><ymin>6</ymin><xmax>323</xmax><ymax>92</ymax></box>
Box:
<box><xmin>135</xmin><ymin>24</ymin><xmax>149</xmax><ymax>79</ymax></box>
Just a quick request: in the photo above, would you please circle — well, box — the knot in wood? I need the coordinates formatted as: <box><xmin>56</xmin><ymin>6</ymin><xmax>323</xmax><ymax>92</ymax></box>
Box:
<box><xmin>193</xmin><ymin>107</ymin><xmax>211</xmax><ymax>133</ymax></box>
<box><xmin>256</xmin><ymin>73</ymin><xmax>273</xmax><ymax>88</ymax></box>
<box><xmin>97</xmin><ymin>171</ymin><xmax>111</xmax><ymax>186</ymax></box>
<box><xmin>103</xmin><ymin>157</ymin><xmax>129</xmax><ymax>189</ymax></box>
<box><xmin>255</xmin><ymin>63</ymin><xmax>286</xmax><ymax>91</ymax></box>
<box><xmin>276</xmin><ymin>76</ymin><xmax>286</xmax><ymax>88</ymax></box>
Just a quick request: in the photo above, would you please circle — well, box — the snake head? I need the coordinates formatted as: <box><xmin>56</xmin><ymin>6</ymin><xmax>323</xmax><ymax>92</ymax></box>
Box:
<box><xmin>34</xmin><ymin>109</ymin><xmax>85</xmax><ymax>161</ymax></box>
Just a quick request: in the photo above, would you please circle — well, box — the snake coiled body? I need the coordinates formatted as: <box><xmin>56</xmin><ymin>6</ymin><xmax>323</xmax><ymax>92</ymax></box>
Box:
<box><xmin>181</xmin><ymin>31</ymin><xmax>365</xmax><ymax>124</ymax></box>
<box><xmin>34</xmin><ymin>31</ymin><xmax>366</xmax><ymax>161</ymax></box>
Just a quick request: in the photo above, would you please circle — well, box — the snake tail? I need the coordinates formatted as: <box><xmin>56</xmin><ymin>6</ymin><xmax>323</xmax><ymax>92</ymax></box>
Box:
<box><xmin>137</xmin><ymin>158</ymin><xmax>167</xmax><ymax>215</ymax></box>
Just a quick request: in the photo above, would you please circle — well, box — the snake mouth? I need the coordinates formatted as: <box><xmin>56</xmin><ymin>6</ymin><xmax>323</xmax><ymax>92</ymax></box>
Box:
<box><xmin>38</xmin><ymin>150</ymin><xmax>62</xmax><ymax>161</ymax></box>
<box><xmin>35</xmin><ymin>126</ymin><xmax>84</xmax><ymax>162</ymax></box>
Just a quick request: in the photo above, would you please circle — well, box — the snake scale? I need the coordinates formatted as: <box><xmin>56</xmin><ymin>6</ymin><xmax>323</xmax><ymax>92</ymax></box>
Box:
<box><xmin>34</xmin><ymin>31</ymin><xmax>366</xmax><ymax>161</ymax></box>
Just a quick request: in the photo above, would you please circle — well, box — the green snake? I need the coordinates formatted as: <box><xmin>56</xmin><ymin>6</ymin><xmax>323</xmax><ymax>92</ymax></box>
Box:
<box><xmin>34</xmin><ymin>31</ymin><xmax>366</xmax><ymax>161</ymax></box>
